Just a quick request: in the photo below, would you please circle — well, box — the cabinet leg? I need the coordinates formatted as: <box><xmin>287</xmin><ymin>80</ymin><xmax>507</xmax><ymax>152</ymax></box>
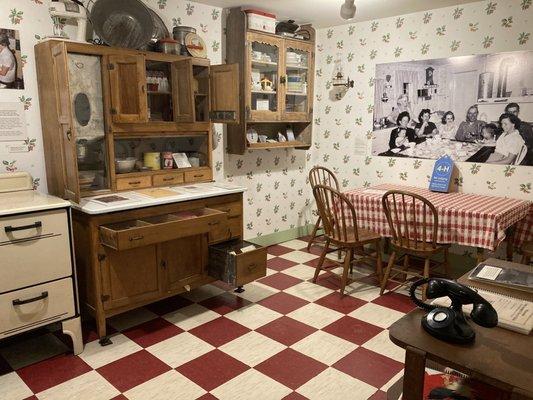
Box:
<box><xmin>234</xmin><ymin>286</ymin><xmax>245</xmax><ymax>293</ymax></box>
<box><xmin>61</xmin><ymin>317</ymin><xmax>84</xmax><ymax>355</ymax></box>
<box><xmin>99</xmin><ymin>336</ymin><xmax>113</xmax><ymax>346</ymax></box>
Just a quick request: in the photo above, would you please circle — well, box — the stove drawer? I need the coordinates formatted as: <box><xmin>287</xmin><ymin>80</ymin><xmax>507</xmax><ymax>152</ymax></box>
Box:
<box><xmin>0</xmin><ymin>209</ymin><xmax>68</xmax><ymax>244</ymax></box>
<box><xmin>0</xmin><ymin>232</ymin><xmax>72</xmax><ymax>293</ymax></box>
<box><xmin>0</xmin><ymin>278</ymin><xmax>75</xmax><ymax>339</ymax></box>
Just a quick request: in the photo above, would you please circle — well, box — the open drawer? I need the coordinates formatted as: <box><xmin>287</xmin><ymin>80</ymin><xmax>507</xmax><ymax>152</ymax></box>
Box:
<box><xmin>99</xmin><ymin>208</ymin><xmax>227</xmax><ymax>251</ymax></box>
<box><xmin>208</xmin><ymin>240</ymin><xmax>267</xmax><ymax>287</ymax></box>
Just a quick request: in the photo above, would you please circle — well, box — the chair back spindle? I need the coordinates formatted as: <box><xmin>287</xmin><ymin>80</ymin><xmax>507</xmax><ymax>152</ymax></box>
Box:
<box><xmin>309</xmin><ymin>166</ymin><xmax>340</xmax><ymax>191</ymax></box>
<box><xmin>382</xmin><ymin>190</ymin><xmax>438</xmax><ymax>249</ymax></box>
<box><xmin>313</xmin><ymin>184</ymin><xmax>359</xmax><ymax>244</ymax></box>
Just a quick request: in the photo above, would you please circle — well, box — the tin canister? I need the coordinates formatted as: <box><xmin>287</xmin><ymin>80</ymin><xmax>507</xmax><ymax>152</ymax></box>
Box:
<box><xmin>143</xmin><ymin>152</ymin><xmax>161</xmax><ymax>170</ymax></box>
<box><xmin>162</xmin><ymin>151</ymin><xmax>174</xmax><ymax>169</ymax></box>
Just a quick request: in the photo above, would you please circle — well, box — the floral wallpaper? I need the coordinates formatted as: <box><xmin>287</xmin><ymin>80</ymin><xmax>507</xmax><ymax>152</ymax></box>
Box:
<box><xmin>312</xmin><ymin>0</ymin><xmax>532</xmax><ymax>201</ymax></box>
<box><xmin>1</xmin><ymin>0</ymin><xmax>530</xmax><ymax>243</ymax></box>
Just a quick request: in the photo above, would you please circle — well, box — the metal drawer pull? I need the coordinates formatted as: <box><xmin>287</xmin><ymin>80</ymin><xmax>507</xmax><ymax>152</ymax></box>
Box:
<box><xmin>5</xmin><ymin>221</ymin><xmax>42</xmax><ymax>233</ymax></box>
<box><xmin>128</xmin><ymin>181</ymin><xmax>142</xmax><ymax>185</ymax></box>
<box><xmin>193</xmin><ymin>174</ymin><xmax>204</xmax><ymax>178</ymax></box>
<box><xmin>163</xmin><ymin>177</ymin><xmax>175</xmax><ymax>181</ymax></box>
<box><xmin>247</xmin><ymin>263</ymin><xmax>257</xmax><ymax>271</ymax></box>
<box><xmin>209</xmin><ymin>221</ymin><xmax>220</xmax><ymax>226</ymax></box>
<box><xmin>129</xmin><ymin>235</ymin><xmax>144</xmax><ymax>241</ymax></box>
<box><xmin>12</xmin><ymin>291</ymin><xmax>49</xmax><ymax>306</ymax></box>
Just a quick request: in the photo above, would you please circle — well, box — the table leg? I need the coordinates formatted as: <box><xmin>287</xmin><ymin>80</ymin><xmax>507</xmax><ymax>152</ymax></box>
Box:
<box><xmin>476</xmin><ymin>247</ymin><xmax>485</xmax><ymax>264</ymax></box>
<box><xmin>402</xmin><ymin>346</ymin><xmax>426</xmax><ymax>400</ymax></box>
<box><xmin>506</xmin><ymin>226</ymin><xmax>516</xmax><ymax>262</ymax></box>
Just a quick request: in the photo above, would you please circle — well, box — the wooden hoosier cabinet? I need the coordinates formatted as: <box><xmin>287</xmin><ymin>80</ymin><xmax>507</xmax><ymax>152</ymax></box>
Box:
<box><xmin>35</xmin><ymin>39</ymin><xmax>266</xmax><ymax>344</ymax></box>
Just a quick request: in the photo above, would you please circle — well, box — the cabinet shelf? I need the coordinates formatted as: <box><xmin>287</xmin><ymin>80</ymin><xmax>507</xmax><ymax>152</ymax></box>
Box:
<box><xmin>286</xmin><ymin>64</ymin><xmax>308</xmax><ymax>70</ymax></box>
<box><xmin>251</xmin><ymin>90</ymin><xmax>277</xmax><ymax>95</ymax></box>
<box><xmin>248</xmin><ymin>141</ymin><xmax>308</xmax><ymax>150</ymax></box>
<box><xmin>251</xmin><ymin>60</ymin><xmax>278</xmax><ymax>66</ymax></box>
<box><xmin>286</xmin><ymin>91</ymin><xmax>307</xmax><ymax>97</ymax></box>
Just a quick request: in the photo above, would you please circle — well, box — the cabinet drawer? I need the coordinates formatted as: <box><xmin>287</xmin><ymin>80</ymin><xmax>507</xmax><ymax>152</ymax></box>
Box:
<box><xmin>153</xmin><ymin>172</ymin><xmax>184</xmax><ymax>187</ymax></box>
<box><xmin>0</xmin><ymin>209</ymin><xmax>68</xmax><ymax>244</ymax></box>
<box><xmin>0</xmin><ymin>278</ymin><xmax>75</xmax><ymax>338</ymax></box>
<box><xmin>100</xmin><ymin>208</ymin><xmax>227</xmax><ymax>251</ymax></box>
<box><xmin>184</xmin><ymin>169</ymin><xmax>213</xmax><ymax>183</ymax></box>
<box><xmin>208</xmin><ymin>240</ymin><xmax>267</xmax><ymax>287</ymax></box>
<box><xmin>210</xmin><ymin>201</ymin><xmax>242</xmax><ymax>219</ymax></box>
<box><xmin>116</xmin><ymin>175</ymin><xmax>151</xmax><ymax>191</ymax></box>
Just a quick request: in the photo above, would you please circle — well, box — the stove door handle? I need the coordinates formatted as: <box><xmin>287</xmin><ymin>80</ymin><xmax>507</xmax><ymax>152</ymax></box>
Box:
<box><xmin>4</xmin><ymin>221</ymin><xmax>42</xmax><ymax>233</ymax></box>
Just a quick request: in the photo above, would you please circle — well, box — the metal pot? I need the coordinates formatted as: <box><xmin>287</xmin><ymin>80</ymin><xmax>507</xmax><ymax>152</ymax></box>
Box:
<box><xmin>276</xmin><ymin>19</ymin><xmax>299</xmax><ymax>35</ymax></box>
<box><xmin>172</xmin><ymin>26</ymin><xmax>196</xmax><ymax>55</ymax></box>
<box><xmin>156</xmin><ymin>37</ymin><xmax>180</xmax><ymax>54</ymax></box>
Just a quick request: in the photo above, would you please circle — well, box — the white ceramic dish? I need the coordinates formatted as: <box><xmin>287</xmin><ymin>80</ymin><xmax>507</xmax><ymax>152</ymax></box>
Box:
<box><xmin>115</xmin><ymin>157</ymin><xmax>137</xmax><ymax>174</ymax></box>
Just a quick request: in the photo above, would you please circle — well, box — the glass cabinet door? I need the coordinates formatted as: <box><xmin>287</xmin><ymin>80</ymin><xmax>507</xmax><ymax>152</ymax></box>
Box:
<box><xmin>283</xmin><ymin>41</ymin><xmax>313</xmax><ymax>120</ymax></box>
<box><xmin>247</xmin><ymin>33</ymin><xmax>283</xmax><ymax>121</ymax></box>
<box><xmin>68</xmin><ymin>53</ymin><xmax>109</xmax><ymax>195</ymax></box>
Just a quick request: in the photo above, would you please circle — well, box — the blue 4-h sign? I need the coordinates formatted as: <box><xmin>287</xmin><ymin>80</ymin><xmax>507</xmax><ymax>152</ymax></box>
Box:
<box><xmin>429</xmin><ymin>155</ymin><xmax>454</xmax><ymax>193</ymax></box>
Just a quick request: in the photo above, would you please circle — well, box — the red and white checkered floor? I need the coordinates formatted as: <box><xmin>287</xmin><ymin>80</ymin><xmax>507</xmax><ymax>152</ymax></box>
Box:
<box><xmin>1</xmin><ymin>238</ymin><xmax>427</xmax><ymax>400</ymax></box>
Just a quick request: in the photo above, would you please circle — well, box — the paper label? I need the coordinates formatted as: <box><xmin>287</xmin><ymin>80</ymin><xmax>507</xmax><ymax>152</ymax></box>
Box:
<box><xmin>476</xmin><ymin>265</ymin><xmax>503</xmax><ymax>280</ymax></box>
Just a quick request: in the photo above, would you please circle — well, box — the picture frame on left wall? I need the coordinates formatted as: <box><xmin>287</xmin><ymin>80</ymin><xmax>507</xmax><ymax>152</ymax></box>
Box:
<box><xmin>0</xmin><ymin>28</ymin><xmax>24</xmax><ymax>90</ymax></box>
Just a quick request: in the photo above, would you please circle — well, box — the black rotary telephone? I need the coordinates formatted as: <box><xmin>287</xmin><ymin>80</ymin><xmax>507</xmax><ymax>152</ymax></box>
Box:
<box><xmin>410</xmin><ymin>278</ymin><xmax>498</xmax><ymax>344</ymax></box>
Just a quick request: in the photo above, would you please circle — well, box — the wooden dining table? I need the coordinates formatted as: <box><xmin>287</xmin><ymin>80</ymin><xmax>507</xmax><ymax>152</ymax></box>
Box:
<box><xmin>342</xmin><ymin>183</ymin><xmax>531</xmax><ymax>261</ymax></box>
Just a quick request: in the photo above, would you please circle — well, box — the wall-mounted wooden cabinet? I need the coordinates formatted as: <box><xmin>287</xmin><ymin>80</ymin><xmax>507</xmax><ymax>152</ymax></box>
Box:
<box><xmin>226</xmin><ymin>8</ymin><xmax>315</xmax><ymax>154</ymax></box>
<box><xmin>35</xmin><ymin>40</ymin><xmax>240</xmax><ymax>203</ymax></box>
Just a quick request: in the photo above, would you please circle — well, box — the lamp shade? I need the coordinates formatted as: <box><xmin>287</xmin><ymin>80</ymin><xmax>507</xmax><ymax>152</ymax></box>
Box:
<box><xmin>340</xmin><ymin>0</ymin><xmax>356</xmax><ymax>20</ymax></box>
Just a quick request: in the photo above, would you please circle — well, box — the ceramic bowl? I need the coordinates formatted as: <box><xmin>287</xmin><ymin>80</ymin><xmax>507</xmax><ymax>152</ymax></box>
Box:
<box><xmin>115</xmin><ymin>157</ymin><xmax>137</xmax><ymax>174</ymax></box>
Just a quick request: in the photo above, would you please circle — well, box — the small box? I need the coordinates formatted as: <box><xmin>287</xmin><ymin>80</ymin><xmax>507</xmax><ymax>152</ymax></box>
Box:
<box><xmin>244</xmin><ymin>9</ymin><xmax>276</xmax><ymax>33</ymax></box>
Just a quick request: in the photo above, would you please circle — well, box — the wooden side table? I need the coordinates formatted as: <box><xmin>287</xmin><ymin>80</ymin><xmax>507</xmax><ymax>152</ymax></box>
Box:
<box><xmin>389</xmin><ymin>309</ymin><xmax>533</xmax><ymax>400</ymax></box>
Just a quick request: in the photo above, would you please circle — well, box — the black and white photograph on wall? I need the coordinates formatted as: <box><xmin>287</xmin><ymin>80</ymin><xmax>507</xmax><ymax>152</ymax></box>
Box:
<box><xmin>0</xmin><ymin>28</ymin><xmax>24</xmax><ymax>90</ymax></box>
<box><xmin>371</xmin><ymin>50</ymin><xmax>533</xmax><ymax>166</ymax></box>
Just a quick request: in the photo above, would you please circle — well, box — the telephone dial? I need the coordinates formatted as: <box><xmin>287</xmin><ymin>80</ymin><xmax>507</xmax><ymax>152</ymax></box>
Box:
<box><xmin>410</xmin><ymin>278</ymin><xmax>498</xmax><ymax>344</ymax></box>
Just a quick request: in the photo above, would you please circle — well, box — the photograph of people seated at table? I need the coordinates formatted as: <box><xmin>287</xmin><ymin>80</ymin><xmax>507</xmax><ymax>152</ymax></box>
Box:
<box><xmin>372</xmin><ymin>50</ymin><xmax>533</xmax><ymax>166</ymax></box>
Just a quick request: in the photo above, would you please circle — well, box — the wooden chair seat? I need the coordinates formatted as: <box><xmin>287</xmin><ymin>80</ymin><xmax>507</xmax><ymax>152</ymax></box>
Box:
<box><xmin>390</xmin><ymin>239</ymin><xmax>450</xmax><ymax>255</ymax></box>
<box><xmin>333</xmin><ymin>227</ymin><xmax>381</xmax><ymax>246</ymax></box>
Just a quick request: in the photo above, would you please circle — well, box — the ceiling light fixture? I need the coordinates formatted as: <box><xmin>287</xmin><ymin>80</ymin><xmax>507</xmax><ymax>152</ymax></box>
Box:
<box><xmin>340</xmin><ymin>0</ymin><xmax>356</xmax><ymax>20</ymax></box>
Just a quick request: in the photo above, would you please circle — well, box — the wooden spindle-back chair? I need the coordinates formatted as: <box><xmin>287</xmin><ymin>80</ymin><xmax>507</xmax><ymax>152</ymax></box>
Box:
<box><xmin>307</xmin><ymin>166</ymin><xmax>339</xmax><ymax>251</ymax></box>
<box><xmin>312</xmin><ymin>184</ymin><xmax>382</xmax><ymax>295</ymax></box>
<box><xmin>380</xmin><ymin>190</ymin><xmax>450</xmax><ymax>299</ymax></box>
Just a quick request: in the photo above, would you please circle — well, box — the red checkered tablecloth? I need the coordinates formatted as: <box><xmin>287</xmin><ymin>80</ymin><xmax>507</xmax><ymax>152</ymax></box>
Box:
<box><xmin>343</xmin><ymin>184</ymin><xmax>531</xmax><ymax>251</ymax></box>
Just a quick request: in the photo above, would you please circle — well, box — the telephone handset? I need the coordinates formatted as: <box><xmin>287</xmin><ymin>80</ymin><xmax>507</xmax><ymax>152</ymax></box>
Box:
<box><xmin>410</xmin><ymin>278</ymin><xmax>498</xmax><ymax>344</ymax></box>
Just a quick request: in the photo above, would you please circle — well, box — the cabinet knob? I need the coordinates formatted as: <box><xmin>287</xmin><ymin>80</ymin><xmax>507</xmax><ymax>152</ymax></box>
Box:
<box><xmin>66</xmin><ymin>128</ymin><xmax>72</xmax><ymax>141</ymax></box>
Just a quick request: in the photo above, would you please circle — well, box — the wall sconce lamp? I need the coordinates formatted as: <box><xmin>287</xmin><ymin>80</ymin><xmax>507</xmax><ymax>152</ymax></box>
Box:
<box><xmin>332</xmin><ymin>71</ymin><xmax>354</xmax><ymax>88</ymax></box>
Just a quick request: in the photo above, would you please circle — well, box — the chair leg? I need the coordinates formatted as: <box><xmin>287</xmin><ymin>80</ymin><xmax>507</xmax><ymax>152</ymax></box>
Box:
<box><xmin>340</xmin><ymin>248</ymin><xmax>353</xmax><ymax>296</ymax></box>
<box><xmin>307</xmin><ymin>216</ymin><xmax>322</xmax><ymax>251</ymax></box>
<box><xmin>401</xmin><ymin>254</ymin><xmax>410</xmax><ymax>282</ymax></box>
<box><xmin>422</xmin><ymin>257</ymin><xmax>431</xmax><ymax>301</ymax></box>
<box><xmin>375</xmin><ymin>240</ymin><xmax>383</xmax><ymax>283</ymax></box>
<box><xmin>380</xmin><ymin>251</ymin><xmax>396</xmax><ymax>295</ymax></box>
<box><xmin>443</xmin><ymin>248</ymin><xmax>451</xmax><ymax>278</ymax></box>
<box><xmin>312</xmin><ymin>238</ymin><xmax>330</xmax><ymax>283</ymax></box>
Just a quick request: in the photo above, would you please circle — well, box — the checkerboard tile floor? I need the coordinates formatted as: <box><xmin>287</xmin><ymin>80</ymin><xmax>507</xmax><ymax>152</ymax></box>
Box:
<box><xmin>0</xmin><ymin>237</ymin><xmax>426</xmax><ymax>400</ymax></box>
